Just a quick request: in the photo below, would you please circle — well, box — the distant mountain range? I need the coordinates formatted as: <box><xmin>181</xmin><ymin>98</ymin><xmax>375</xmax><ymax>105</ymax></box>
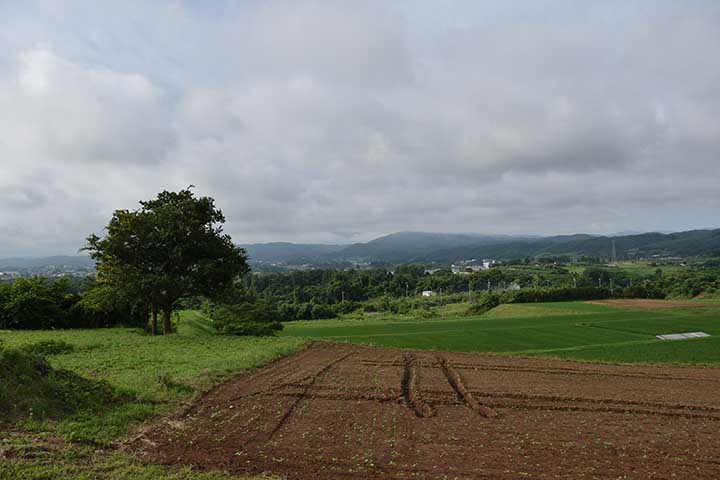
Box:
<box><xmin>0</xmin><ymin>255</ymin><xmax>95</xmax><ymax>270</ymax></box>
<box><xmin>241</xmin><ymin>229</ymin><xmax>720</xmax><ymax>265</ymax></box>
<box><xmin>3</xmin><ymin>229</ymin><xmax>719</xmax><ymax>273</ymax></box>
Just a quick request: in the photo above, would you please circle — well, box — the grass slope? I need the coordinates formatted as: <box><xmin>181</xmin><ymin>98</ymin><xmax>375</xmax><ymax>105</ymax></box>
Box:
<box><xmin>281</xmin><ymin>301</ymin><xmax>720</xmax><ymax>365</ymax></box>
<box><xmin>0</xmin><ymin>310</ymin><xmax>303</xmax><ymax>479</ymax></box>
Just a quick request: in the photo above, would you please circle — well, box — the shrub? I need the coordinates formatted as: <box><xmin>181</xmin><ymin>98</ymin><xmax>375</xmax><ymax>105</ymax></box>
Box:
<box><xmin>0</xmin><ymin>278</ymin><xmax>70</xmax><ymax>329</ymax></box>
<box><xmin>212</xmin><ymin>301</ymin><xmax>284</xmax><ymax>336</ymax></box>
<box><xmin>0</xmin><ymin>348</ymin><xmax>128</xmax><ymax>424</ymax></box>
<box><xmin>21</xmin><ymin>340</ymin><xmax>76</xmax><ymax>356</ymax></box>
<box><xmin>465</xmin><ymin>292</ymin><xmax>501</xmax><ymax>315</ymax></box>
<box><xmin>310</xmin><ymin>303</ymin><xmax>336</xmax><ymax>320</ymax></box>
<box><xmin>411</xmin><ymin>307</ymin><xmax>436</xmax><ymax>319</ymax></box>
<box><xmin>0</xmin><ymin>278</ymin><xmax>147</xmax><ymax>330</ymax></box>
<box><xmin>505</xmin><ymin>287</ymin><xmax>611</xmax><ymax>303</ymax></box>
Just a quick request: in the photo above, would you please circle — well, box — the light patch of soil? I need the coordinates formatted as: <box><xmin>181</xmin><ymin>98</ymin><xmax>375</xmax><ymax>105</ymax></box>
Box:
<box><xmin>131</xmin><ymin>342</ymin><xmax>720</xmax><ymax>479</ymax></box>
<box><xmin>587</xmin><ymin>298</ymin><xmax>720</xmax><ymax>309</ymax></box>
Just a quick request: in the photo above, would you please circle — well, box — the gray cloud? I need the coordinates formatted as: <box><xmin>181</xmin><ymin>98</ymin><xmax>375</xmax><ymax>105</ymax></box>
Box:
<box><xmin>0</xmin><ymin>0</ymin><xmax>719</xmax><ymax>255</ymax></box>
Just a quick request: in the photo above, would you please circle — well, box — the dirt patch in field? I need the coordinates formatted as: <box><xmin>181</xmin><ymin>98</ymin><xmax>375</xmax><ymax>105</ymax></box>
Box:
<box><xmin>131</xmin><ymin>342</ymin><xmax>720</xmax><ymax>479</ymax></box>
<box><xmin>588</xmin><ymin>298</ymin><xmax>719</xmax><ymax>309</ymax></box>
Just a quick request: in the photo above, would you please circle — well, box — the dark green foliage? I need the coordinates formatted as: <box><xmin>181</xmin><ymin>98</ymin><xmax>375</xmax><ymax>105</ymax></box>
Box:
<box><xmin>0</xmin><ymin>278</ymin><xmax>71</xmax><ymax>329</ymax></box>
<box><xmin>247</xmin><ymin>262</ymin><xmax>720</xmax><ymax>322</ymax></box>
<box><xmin>211</xmin><ymin>301</ymin><xmax>283</xmax><ymax>336</ymax></box>
<box><xmin>465</xmin><ymin>291</ymin><xmax>501</xmax><ymax>315</ymax></box>
<box><xmin>505</xmin><ymin>287</ymin><xmax>612</xmax><ymax>303</ymax></box>
<box><xmin>0</xmin><ymin>277</ymin><xmax>145</xmax><ymax>330</ymax></box>
<box><xmin>0</xmin><ymin>347</ymin><xmax>128</xmax><ymax>424</ymax></box>
<box><xmin>85</xmin><ymin>189</ymin><xmax>249</xmax><ymax>334</ymax></box>
<box><xmin>21</xmin><ymin>340</ymin><xmax>76</xmax><ymax>356</ymax></box>
<box><xmin>621</xmin><ymin>285</ymin><xmax>666</xmax><ymax>299</ymax></box>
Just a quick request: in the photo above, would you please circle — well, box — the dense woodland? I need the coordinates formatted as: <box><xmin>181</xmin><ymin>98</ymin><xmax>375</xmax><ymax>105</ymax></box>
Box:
<box><xmin>243</xmin><ymin>261</ymin><xmax>720</xmax><ymax>320</ymax></box>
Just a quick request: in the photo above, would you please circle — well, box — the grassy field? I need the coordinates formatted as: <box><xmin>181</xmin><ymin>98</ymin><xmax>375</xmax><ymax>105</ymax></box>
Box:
<box><xmin>281</xmin><ymin>300</ymin><xmax>720</xmax><ymax>365</ymax></box>
<box><xmin>0</xmin><ymin>310</ymin><xmax>303</xmax><ymax>479</ymax></box>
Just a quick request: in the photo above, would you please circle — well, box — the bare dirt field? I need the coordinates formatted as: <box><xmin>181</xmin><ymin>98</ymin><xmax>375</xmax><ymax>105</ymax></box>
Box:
<box><xmin>132</xmin><ymin>343</ymin><xmax>720</xmax><ymax>479</ymax></box>
<box><xmin>587</xmin><ymin>299</ymin><xmax>719</xmax><ymax>309</ymax></box>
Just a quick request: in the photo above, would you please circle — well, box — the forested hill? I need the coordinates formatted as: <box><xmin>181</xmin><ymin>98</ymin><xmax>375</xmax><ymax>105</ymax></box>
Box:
<box><xmin>242</xmin><ymin>229</ymin><xmax>720</xmax><ymax>265</ymax></box>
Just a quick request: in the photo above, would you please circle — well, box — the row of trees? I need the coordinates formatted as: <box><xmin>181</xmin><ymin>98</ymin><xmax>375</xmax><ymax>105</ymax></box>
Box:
<box><xmin>0</xmin><ymin>277</ymin><xmax>145</xmax><ymax>330</ymax></box>
<box><xmin>244</xmin><ymin>264</ymin><xmax>720</xmax><ymax>320</ymax></box>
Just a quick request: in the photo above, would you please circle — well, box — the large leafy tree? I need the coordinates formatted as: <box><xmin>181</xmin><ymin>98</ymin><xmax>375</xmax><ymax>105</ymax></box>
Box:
<box><xmin>85</xmin><ymin>189</ymin><xmax>249</xmax><ymax>334</ymax></box>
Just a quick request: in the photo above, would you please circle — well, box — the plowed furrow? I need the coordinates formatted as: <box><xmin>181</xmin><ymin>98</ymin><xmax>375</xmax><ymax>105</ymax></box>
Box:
<box><xmin>438</xmin><ymin>356</ymin><xmax>497</xmax><ymax>418</ymax></box>
<box><xmin>469</xmin><ymin>390</ymin><xmax>720</xmax><ymax>413</ymax></box>
<box><xmin>401</xmin><ymin>354</ymin><xmax>435</xmax><ymax>417</ymax></box>
<box><xmin>263</xmin><ymin>352</ymin><xmax>354</xmax><ymax>441</ymax></box>
<box><xmin>362</xmin><ymin>360</ymin><xmax>719</xmax><ymax>383</ymax></box>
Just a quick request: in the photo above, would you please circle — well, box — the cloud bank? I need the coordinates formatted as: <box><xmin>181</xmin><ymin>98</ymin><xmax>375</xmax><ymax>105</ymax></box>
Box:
<box><xmin>1</xmin><ymin>0</ymin><xmax>719</xmax><ymax>255</ymax></box>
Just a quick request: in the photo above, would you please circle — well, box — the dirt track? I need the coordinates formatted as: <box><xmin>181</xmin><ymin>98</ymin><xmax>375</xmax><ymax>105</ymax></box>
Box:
<box><xmin>587</xmin><ymin>299</ymin><xmax>719</xmax><ymax>309</ymax></box>
<box><xmin>132</xmin><ymin>343</ymin><xmax>720</xmax><ymax>479</ymax></box>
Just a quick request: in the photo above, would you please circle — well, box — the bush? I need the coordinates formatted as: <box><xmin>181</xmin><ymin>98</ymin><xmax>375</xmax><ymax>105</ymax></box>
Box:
<box><xmin>0</xmin><ymin>278</ymin><xmax>147</xmax><ymax>330</ymax></box>
<box><xmin>21</xmin><ymin>340</ymin><xmax>76</xmax><ymax>356</ymax></box>
<box><xmin>0</xmin><ymin>278</ymin><xmax>71</xmax><ymax>329</ymax></box>
<box><xmin>410</xmin><ymin>307</ymin><xmax>436</xmax><ymax>319</ymax></box>
<box><xmin>0</xmin><ymin>347</ymin><xmax>128</xmax><ymax>424</ymax></box>
<box><xmin>211</xmin><ymin>301</ymin><xmax>284</xmax><ymax>336</ymax></box>
<box><xmin>620</xmin><ymin>285</ymin><xmax>666</xmax><ymax>299</ymax></box>
<box><xmin>505</xmin><ymin>287</ymin><xmax>611</xmax><ymax>303</ymax></box>
<box><xmin>465</xmin><ymin>292</ymin><xmax>501</xmax><ymax>315</ymax></box>
<box><xmin>310</xmin><ymin>303</ymin><xmax>336</xmax><ymax>320</ymax></box>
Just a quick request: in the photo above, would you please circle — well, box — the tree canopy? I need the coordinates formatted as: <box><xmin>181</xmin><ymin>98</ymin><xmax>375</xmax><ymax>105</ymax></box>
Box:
<box><xmin>85</xmin><ymin>189</ymin><xmax>249</xmax><ymax>334</ymax></box>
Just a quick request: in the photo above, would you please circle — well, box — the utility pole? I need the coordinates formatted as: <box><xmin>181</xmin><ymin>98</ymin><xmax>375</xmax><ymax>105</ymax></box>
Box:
<box><xmin>406</xmin><ymin>282</ymin><xmax>409</xmax><ymax>297</ymax></box>
<box><xmin>341</xmin><ymin>291</ymin><xmax>345</xmax><ymax>302</ymax></box>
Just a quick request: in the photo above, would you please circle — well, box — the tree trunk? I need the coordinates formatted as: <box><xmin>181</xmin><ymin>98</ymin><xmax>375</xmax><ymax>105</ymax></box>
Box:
<box><xmin>151</xmin><ymin>305</ymin><xmax>158</xmax><ymax>336</ymax></box>
<box><xmin>162</xmin><ymin>306</ymin><xmax>173</xmax><ymax>335</ymax></box>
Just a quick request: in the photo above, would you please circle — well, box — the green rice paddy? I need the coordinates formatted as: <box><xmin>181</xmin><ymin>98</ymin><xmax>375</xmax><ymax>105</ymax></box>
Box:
<box><xmin>281</xmin><ymin>301</ymin><xmax>720</xmax><ymax>365</ymax></box>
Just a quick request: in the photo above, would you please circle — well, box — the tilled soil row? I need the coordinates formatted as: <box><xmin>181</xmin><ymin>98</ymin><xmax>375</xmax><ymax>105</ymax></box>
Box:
<box><xmin>362</xmin><ymin>359</ymin><xmax>720</xmax><ymax>383</ymax></box>
<box><xmin>132</xmin><ymin>342</ymin><xmax>720</xmax><ymax>480</ymax></box>
<box><xmin>437</xmin><ymin>355</ymin><xmax>497</xmax><ymax>418</ymax></box>
<box><xmin>401</xmin><ymin>353</ymin><xmax>436</xmax><ymax>417</ymax></box>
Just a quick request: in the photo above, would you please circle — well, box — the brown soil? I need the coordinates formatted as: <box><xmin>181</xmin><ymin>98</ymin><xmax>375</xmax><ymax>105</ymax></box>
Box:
<box><xmin>131</xmin><ymin>343</ymin><xmax>720</xmax><ymax>479</ymax></box>
<box><xmin>587</xmin><ymin>298</ymin><xmax>719</xmax><ymax>309</ymax></box>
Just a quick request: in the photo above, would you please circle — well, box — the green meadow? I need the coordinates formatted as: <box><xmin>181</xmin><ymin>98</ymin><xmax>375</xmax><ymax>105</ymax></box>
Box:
<box><xmin>281</xmin><ymin>301</ymin><xmax>720</xmax><ymax>365</ymax></box>
<box><xmin>0</xmin><ymin>311</ymin><xmax>302</xmax><ymax>479</ymax></box>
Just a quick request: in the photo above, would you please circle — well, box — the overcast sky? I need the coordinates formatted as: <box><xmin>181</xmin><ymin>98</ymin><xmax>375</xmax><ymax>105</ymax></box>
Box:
<box><xmin>1</xmin><ymin>1</ymin><xmax>719</xmax><ymax>256</ymax></box>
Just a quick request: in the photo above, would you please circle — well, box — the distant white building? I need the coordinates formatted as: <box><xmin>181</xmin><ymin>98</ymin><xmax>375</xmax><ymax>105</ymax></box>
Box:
<box><xmin>421</xmin><ymin>290</ymin><xmax>437</xmax><ymax>297</ymax></box>
<box><xmin>451</xmin><ymin>260</ymin><xmax>495</xmax><ymax>274</ymax></box>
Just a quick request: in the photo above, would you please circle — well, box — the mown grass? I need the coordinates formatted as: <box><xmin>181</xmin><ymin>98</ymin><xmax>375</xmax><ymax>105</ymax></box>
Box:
<box><xmin>281</xmin><ymin>301</ymin><xmax>720</xmax><ymax>365</ymax></box>
<box><xmin>0</xmin><ymin>311</ymin><xmax>304</xmax><ymax>479</ymax></box>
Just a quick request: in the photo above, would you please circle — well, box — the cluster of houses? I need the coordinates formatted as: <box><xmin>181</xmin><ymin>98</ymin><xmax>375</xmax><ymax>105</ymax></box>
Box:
<box><xmin>0</xmin><ymin>271</ymin><xmax>21</xmax><ymax>281</ymax></box>
<box><xmin>450</xmin><ymin>259</ymin><xmax>495</xmax><ymax>274</ymax></box>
